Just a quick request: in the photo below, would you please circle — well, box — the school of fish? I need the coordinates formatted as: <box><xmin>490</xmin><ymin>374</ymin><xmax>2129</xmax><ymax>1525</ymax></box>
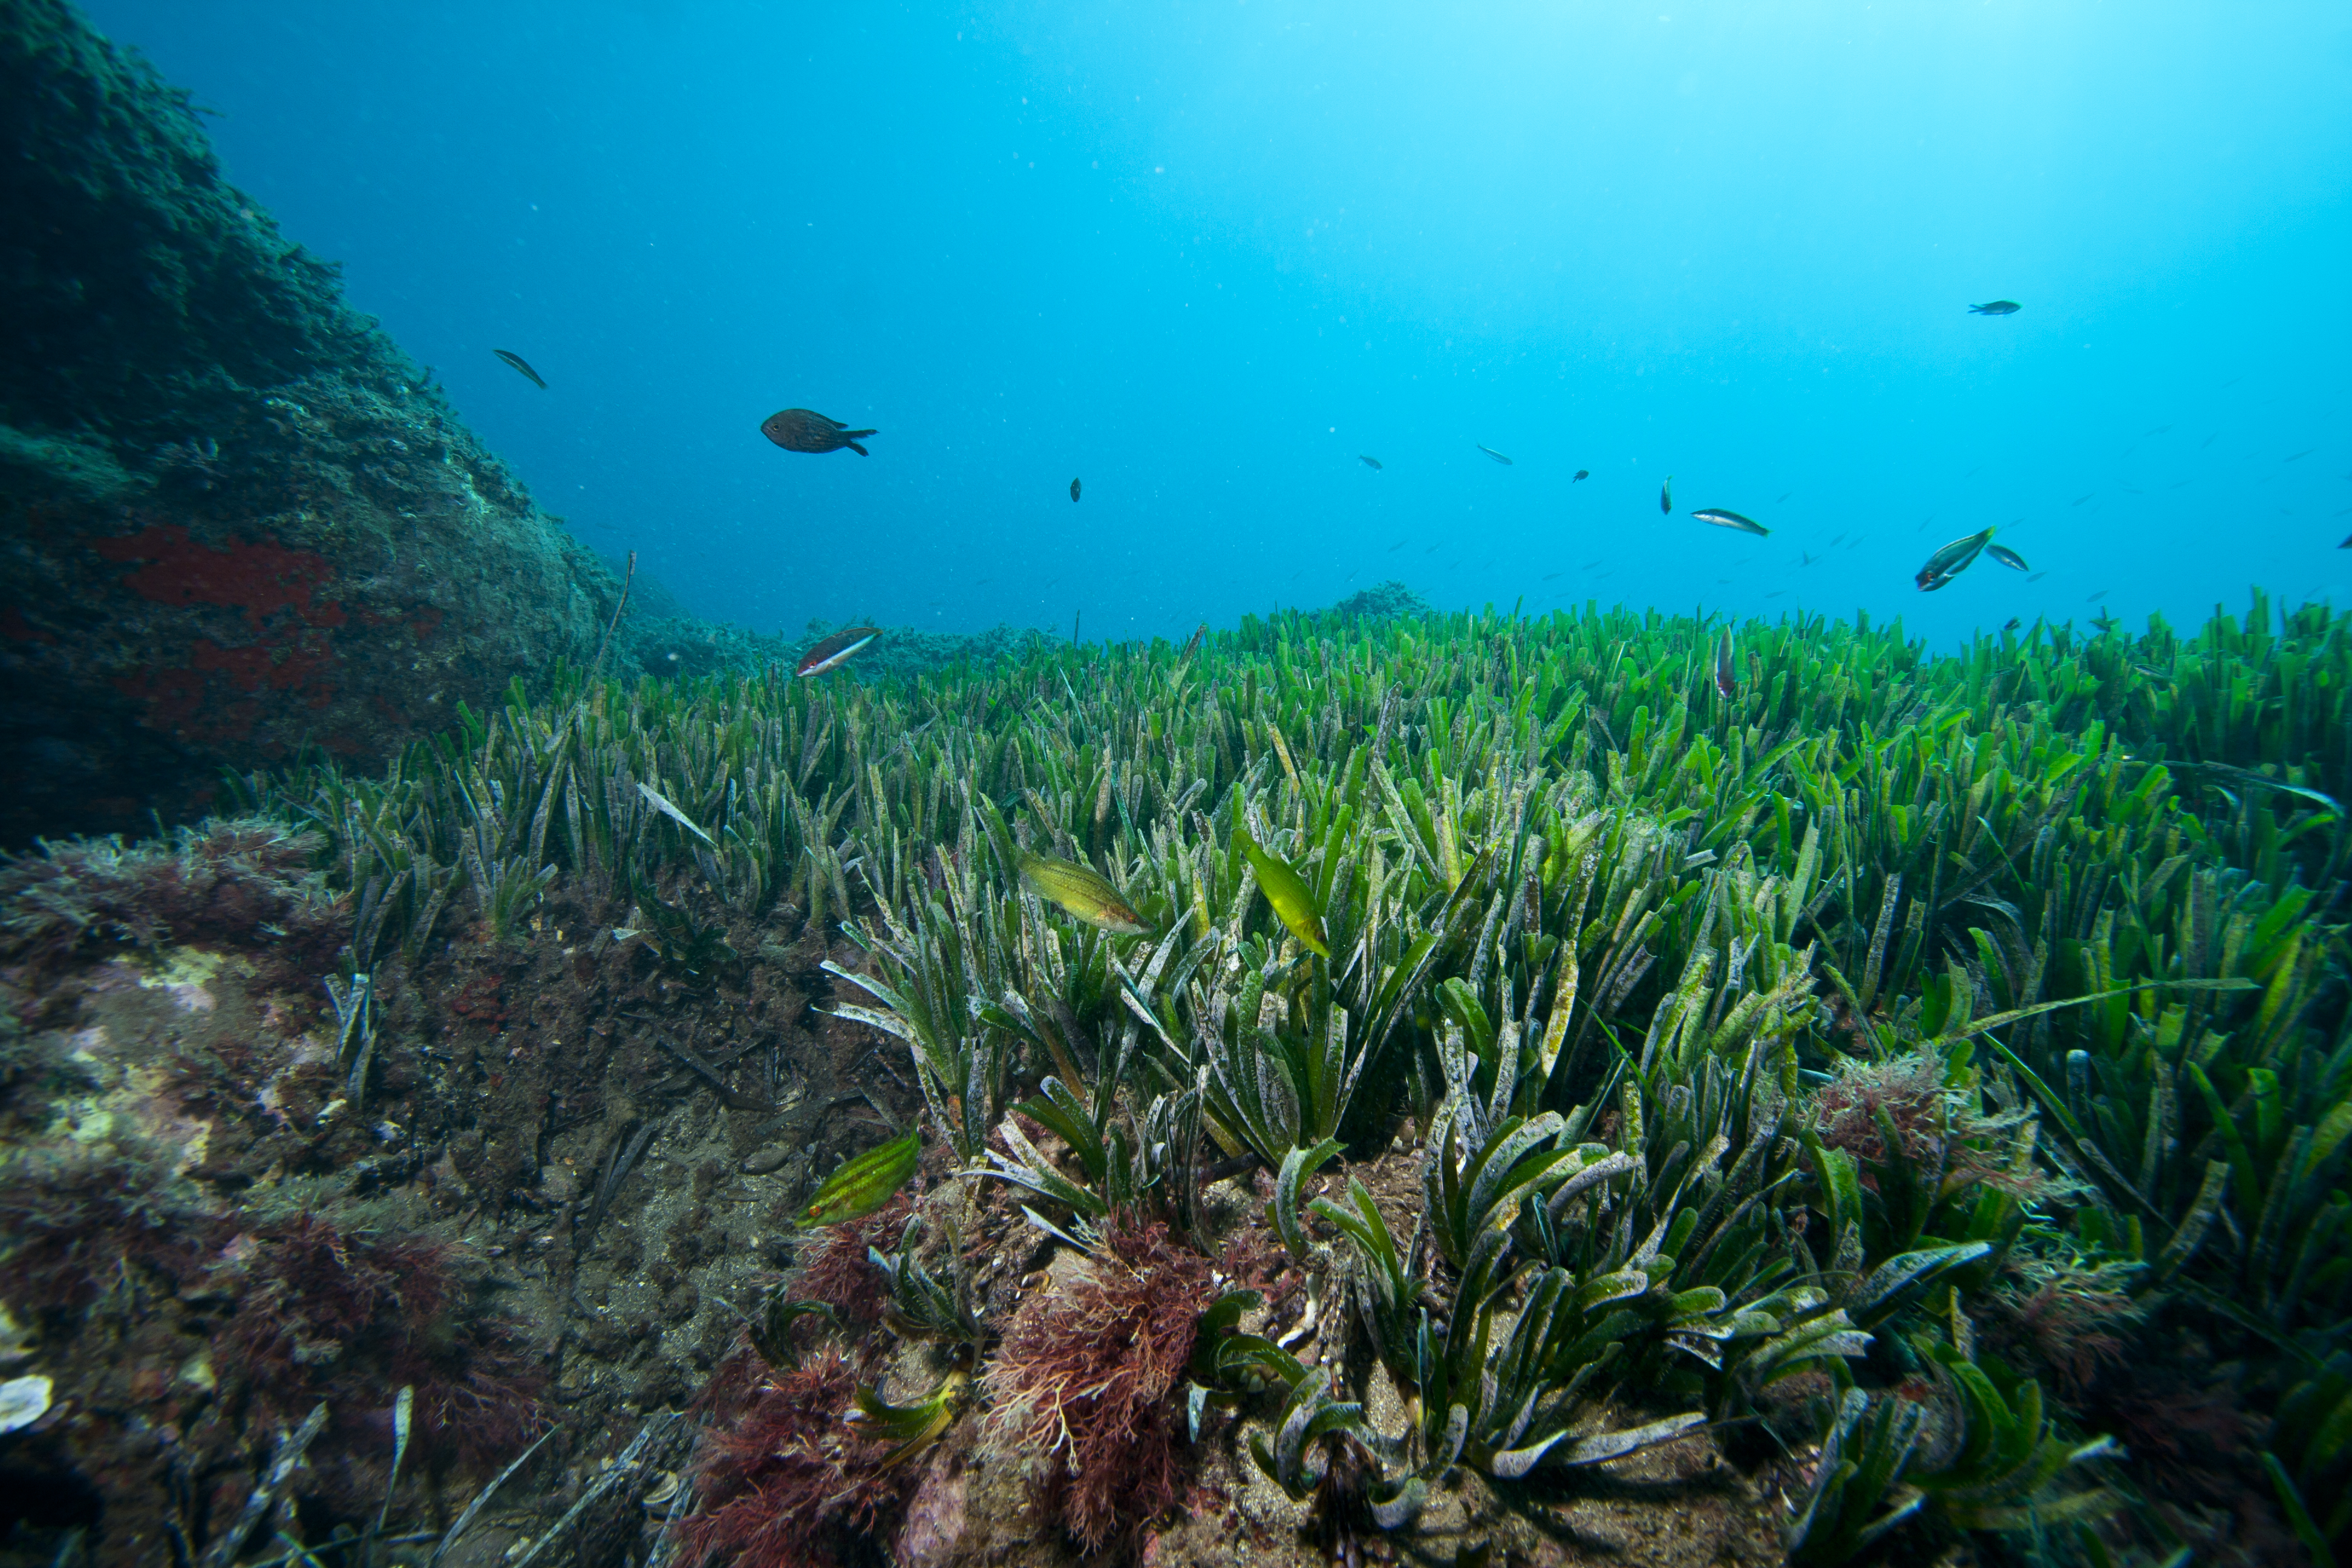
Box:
<box><xmin>499</xmin><ymin>287</ymin><xmax>2292</xmax><ymax>660</ymax></box>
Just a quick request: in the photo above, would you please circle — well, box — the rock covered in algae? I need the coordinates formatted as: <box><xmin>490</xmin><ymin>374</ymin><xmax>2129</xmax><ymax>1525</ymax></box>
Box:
<box><xmin>0</xmin><ymin>0</ymin><xmax>636</xmax><ymax>846</ymax></box>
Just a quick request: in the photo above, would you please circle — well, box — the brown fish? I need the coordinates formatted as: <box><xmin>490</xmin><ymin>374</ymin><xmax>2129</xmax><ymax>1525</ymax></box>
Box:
<box><xmin>1070</xmin><ymin>477</ymin><xmax>1082</xmax><ymax>502</ymax></box>
<box><xmin>796</xmin><ymin>626</ymin><xmax>881</xmax><ymax>677</ymax></box>
<box><xmin>761</xmin><ymin>408</ymin><xmax>878</xmax><ymax>456</ymax></box>
<box><xmin>1018</xmin><ymin>851</ymin><xmax>1149</xmax><ymax>935</ymax></box>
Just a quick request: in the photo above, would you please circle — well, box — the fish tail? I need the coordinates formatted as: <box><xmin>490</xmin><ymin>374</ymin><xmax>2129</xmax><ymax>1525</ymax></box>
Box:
<box><xmin>846</xmin><ymin>440</ymin><xmax>869</xmax><ymax>456</ymax></box>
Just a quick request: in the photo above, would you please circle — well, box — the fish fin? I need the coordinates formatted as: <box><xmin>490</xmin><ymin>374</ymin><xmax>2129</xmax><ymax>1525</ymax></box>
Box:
<box><xmin>846</xmin><ymin>440</ymin><xmax>869</xmax><ymax>456</ymax></box>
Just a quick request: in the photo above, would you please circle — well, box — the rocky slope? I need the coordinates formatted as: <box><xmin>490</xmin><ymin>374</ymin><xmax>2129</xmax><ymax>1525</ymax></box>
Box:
<box><xmin>0</xmin><ymin>0</ymin><xmax>632</xmax><ymax>846</ymax></box>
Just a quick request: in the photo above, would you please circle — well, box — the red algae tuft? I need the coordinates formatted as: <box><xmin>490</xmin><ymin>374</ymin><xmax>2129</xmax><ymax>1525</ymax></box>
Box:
<box><xmin>786</xmin><ymin>1191</ymin><xmax>911</xmax><ymax>1334</ymax></box>
<box><xmin>673</xmin><ymin>1346</ymin><xmax>915</xmax><ymax>1568</ymax></box>
<box><xmin>0</xmin><ymin>817</ymin><xmax>333</xmax><ymax>986</ymax></box>
<box><xmin>979</xmin><ymin>1220</ymin><xmax>1214</xmax><ymax>1553</ymax></box>
<box><xmin>215</xmin><ymin>1213</ymin><xmax>545</xmax><ymax>1485</ymax></box>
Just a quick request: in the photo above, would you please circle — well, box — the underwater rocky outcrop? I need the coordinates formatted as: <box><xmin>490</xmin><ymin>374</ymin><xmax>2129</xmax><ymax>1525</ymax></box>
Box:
<box><xmin>0</xmin><ymin>0</ymin><xmax>638</xmax><ymax>847</ymax></box>
<box><xmin>1327</xmin><ymin>579</ymin><xmax>1432</xmax><ymax>622</ymax></box>
<box><xmin>0</xmin><ymin>3</ymin><xmax>1060</xmax><ymax>855</ymax></box>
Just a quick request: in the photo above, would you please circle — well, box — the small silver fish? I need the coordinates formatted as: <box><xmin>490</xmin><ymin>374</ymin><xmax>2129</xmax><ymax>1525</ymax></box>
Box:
<box><xmin>1690</xmin><ymin>508</ymin><xmax>1768</xmax><ymax>537</ymax></box>
<box><xmin>797</xmin><ymin>626</ymin><xmax>880</xmax><ymax>677</ymax></box>
<box><xmin>1475</xmin><ymin>445</ymin><xmax>1514</xmax><ymax>465</ymax></box>
<box><xmin>1968</xmin><ymin>300</ymin><xmax>2022</xmax><ymax>315</ymax></box>
<box><xmin>1360</xmin><ymin>454</ymin><xmax>1383</xmax><ymax>471</ymax></box>
<box><xmin>1986</xmin><ymin>543</ymin><xmax>2030</xmax><ymax>572</ymax></box>
<box><xmin>1660</xmin><ymin>476</ymin><xmax>1673</xmax><ymax>515</ymax></box>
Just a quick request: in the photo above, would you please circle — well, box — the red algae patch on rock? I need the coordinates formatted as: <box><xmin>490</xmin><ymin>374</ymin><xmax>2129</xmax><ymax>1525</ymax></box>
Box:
<box><xmin>93</xmin><ymin>524</ymin><xmax>345</xmax><ymax>630</ymax></box>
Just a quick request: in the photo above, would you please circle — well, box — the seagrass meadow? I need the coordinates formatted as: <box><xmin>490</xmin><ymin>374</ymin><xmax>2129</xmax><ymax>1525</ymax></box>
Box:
<box><xmin>5</xmin><ymin>587</ymin><xmax>2352</xmax><ymax>1568</ymax></box>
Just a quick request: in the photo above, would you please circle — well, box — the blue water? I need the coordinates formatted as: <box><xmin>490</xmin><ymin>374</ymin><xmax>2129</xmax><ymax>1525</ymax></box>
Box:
<box><xmin>83</xmin><ymin>1</ymin><xmax>2352</xmax><ymax>650</ymax></box>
